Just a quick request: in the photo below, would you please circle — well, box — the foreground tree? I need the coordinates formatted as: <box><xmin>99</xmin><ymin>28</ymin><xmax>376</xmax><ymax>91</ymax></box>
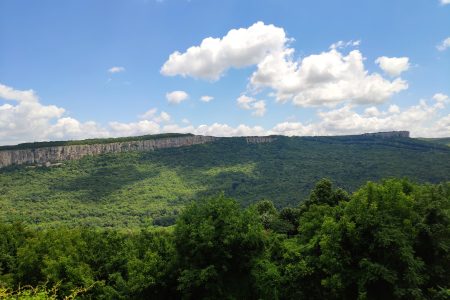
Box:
<box><xmin>274</xmin><ymin>179</ymin><xmax>450</xmax><ymax>299</ymax></box>
<box><xmin>174</xmin><ymin>194</ymin><xmax>265</xmax><ymax>299</ymax></box>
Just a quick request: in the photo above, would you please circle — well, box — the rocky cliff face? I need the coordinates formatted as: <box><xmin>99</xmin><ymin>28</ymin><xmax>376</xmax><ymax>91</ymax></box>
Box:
<box><xmin>245</xmin><ymin>136</ymin><xmax>277</xmax><ymax>144</ymax></box>
<box><xmin>362</xmin><ymin>131</ymin><xmax>410</xmax><ymax>138</ymax></box>
<box><xmin>0</xmin><ymin>132</ymin><xmax>410</xmax><ymax>168</ymax></box>
<box><xmin>0</xmin><ymin>135</ymin><xmax>219</xmax><ymax>168</ymax></box>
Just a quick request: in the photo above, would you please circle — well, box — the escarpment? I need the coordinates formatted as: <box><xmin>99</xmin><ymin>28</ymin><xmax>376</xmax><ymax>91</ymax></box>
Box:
<box><xmin>0</xmin><ymin>131</ymin><xmax>411</xmax><ymax>168</ymax></box>
<box><xmin>245</xmin><ymin>136</ymin><xmax>277</xmax><ymax>144</ymax></box>
<box><xmin>0</xmin><ymin>135</ymin><xmax>279</xmax><ymax>168</ymax></box>
<box><xmin>0</xmin><ymin>135</ymin><xmax>218</xmax><ymax>168</ymax></box>
<box><xmin>362</xmin><ymin>131</ymin><xmax>410</xmax><ymax>138</ymax></box>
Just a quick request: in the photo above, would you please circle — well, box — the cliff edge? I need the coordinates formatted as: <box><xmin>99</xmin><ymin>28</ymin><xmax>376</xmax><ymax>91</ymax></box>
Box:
<box><xmin>0</xmin><ymin>131</ymin><xmax>410</xmax><ymax>168</ymax></box>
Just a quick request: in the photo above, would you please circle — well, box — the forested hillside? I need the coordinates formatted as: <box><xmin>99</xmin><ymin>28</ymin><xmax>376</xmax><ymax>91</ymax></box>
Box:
<box><xmin>1</xmin><ymin>179</ymin><xmax>449</xmax><ymax>299</ymax></box>
<box><xmin>1</xmin><ymin>135</ymin><xmax>449</xmax><ymax>228</ymax></box>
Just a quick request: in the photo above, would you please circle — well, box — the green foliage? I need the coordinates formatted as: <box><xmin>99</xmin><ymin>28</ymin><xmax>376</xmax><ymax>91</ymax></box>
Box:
<box><xmin>174</xmin><ymin>195</ymin><xmax>265</xmax><ymax>299</ymax></box>
<box><xmin>256</xmin><ymin>179</ymin><xmax>450</xmax><ymax>299</ymax></box>
<box><xmin>1</xmin><ymin>179</ymin><xmax>448</xmax><ymax>299</ymax></box>
<box><xmin>1</xmin><ymin>136</ymin><xmax>449</xmax><ymax>229</ymax></box>
<box><xmin>419</xmin><ymin>137</ymin><xmax>450</xmax><ymax>148</ymax></box>
<box><xmin>0</xmin><ymin>284</ymin><xmax>92</xmax><ymax>299</ymax></box>
<box><xmin>306</xmin><ymin>178</ymin><xmax>350</xmax><ymax>206</ymax></box>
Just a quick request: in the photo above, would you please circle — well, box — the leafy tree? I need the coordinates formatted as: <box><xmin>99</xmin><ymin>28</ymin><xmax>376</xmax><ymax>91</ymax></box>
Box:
<box><xmin>174</xmin><ymin>194</ymin><xmax>265</xmax><ymax>299</ymax></box>
<box><xmin>0</xmin><ymin>179</ymin><xmax>449</xmax><ymax>299</ymax></box>
<box><xmin>0</xmin><ymin>223</ymin><xmax>31</xmax><ymax>287</ymax></box>
<box><xmin>15</xmin><ymin>229</ymin><xmax>95</xmax><ymax>296</ymax></box>
<box><xmin>306</xmin><ymin>178</ymin><xmax>350</xmax><ymax>207</ymax></box>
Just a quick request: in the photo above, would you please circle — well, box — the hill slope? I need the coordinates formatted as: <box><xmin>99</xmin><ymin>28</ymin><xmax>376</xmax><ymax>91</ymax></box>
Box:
<box><xmin>419</xmin><ymin>137</ymin><xmax>450</xmax><ymax>147</ymax></box>
<box><xmin>1</xmin><ymin>134</ymin><xmax>449</xmax><ymax>228</ymax></box>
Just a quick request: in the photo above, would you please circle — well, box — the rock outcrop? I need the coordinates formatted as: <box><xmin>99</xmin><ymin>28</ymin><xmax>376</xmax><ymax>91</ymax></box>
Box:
<box><xmin>0</xmin><ymin>135</ymin><xmax>218</xmax><ymax>168</ymax></box>
<box><xmin>245</xmin><ymin>136</ymin><xmax>277</xmax><ymax>144</ymax></box>
<box><xmin>362</xmin><ymin>131</ymin><xmax>410</xmax><ymax>138</ymax></box>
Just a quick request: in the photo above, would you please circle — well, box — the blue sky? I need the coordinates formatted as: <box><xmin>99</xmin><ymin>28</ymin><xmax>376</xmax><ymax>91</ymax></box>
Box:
<box><xmin>0</xmin><ymin>0</ymin><xmax>449</xmax><ymax>145</ymax></box>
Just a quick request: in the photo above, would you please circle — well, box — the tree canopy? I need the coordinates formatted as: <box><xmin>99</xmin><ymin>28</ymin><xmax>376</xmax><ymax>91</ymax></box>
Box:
<box><xmin>0</xmin><ymin>179</ymin><xmax>449</xmax><ymax>299</ymax></box>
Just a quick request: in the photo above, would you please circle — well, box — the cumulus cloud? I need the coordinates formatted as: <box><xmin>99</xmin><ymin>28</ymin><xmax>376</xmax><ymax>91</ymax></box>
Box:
<box><xmin>108</xmin><ymin>66</ymin><xmax>125</xmax><ymax>74</ymax></box>
<box><xmin>139</xmin><ymin>108</ymin><xmax>171</xmax><ymax>123</ymax></box>
<box><xmin>166</xmin><ymin>91</ymin><xmax>188</xmax><ymax>104</ymax></box>
<box><xmin>375</xmin><ymin>56</ymin><xmax>410</xmax><ymax>77</ymax></box>
<box><xmin>165</xmin><ymin>100</ymin><xmax>448</xmax><ymax>138</ymax></box>
<box><xmin>108</xmin><ymin>120</ymin><xmax>160</xmax><ymax>137</ymax></box>
<box><xmin>192</xmin><ymin>123</ymin><xmax>266</xmax><ymax>136</ymax></box>
<box><xmin>433</xmin><ymin>93</ymin><xmax>449</xmax><ymax>103</ymax></box>
<box><xmin>0</xmin><ymin>83</ymin><xmax>39</xmax><ymax>103</ymax></box>
<box><xmin>0</xmin><ymin>83</ymin><xmax>268</xmax><ymax>145</ymax></box>
<box><xmin>0</xmin><ymin>83</ymin><xmax>108</xmax><ymax>145</ymax></box>
<box><xmin>440</xmin><ymin>0</ymin><xmax>450</xmax><ymax>5</ymax></box>
<box><xmin>1</xmin><ymin>83</ymin><xmax>448</xmax><ymax>146</ymax></box>
<box><xmin>46</xmin><ymin>118</ymin><xmax>109</xmax><ymax>140</ymax></box>
<box><xmin>388</xmin><ymin>104</ymin><xmax>401</xmax><ymax>114</ymax></box>
<box><xmin>437</xmin><ymin>37</ymin><xmax>450</xmax><ymax>51</ymax></box>
<box><xmin>269</xmin><ymin>94</ymin><xmax>449</xmax><ymax>137</ymax></box>
<box><xmin>161</xmin><ymin>21</ymin><xmax>288</xmax><ymax>80</ymax></box>
<box><xmin>162</xmin><ymin>22</ymin><xmax>408</xmax><ymax>107</ymax></box>
<box><xmin>236</xmin><ymin>95</ymin><xmax>266</xmax><ymax>116</ymax></box>
<box><xmin>200</xmin><ymin>95</ymin><xmax>214</xmax><ymax>102</ymax></box>
<box><xmin>250</xmin><ymin>48</ymin><xmax>408</xmax><ymax>107</ymax></box>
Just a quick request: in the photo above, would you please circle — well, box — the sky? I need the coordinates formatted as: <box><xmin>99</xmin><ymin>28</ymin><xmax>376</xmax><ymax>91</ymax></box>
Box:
<box><xmin>0</xmin><ymin>0</ymin><xmax>449</xmax><ymax>145</ymax></box>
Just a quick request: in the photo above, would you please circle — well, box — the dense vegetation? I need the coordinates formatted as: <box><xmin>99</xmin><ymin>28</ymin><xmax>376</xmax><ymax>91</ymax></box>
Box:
<box><xmin>1</xmin><ymin>179</ymin><xmax>449</xmax><ymax>299</ymax></box>
<box><xmin>420</xmin><ymin>137</ymin><xmax>450</xmax><ymax>148</ymax></box>
<box><xmin>1</xmin><ymin>136</ymin><xmax>450</xmax><ymax>228</ymax></box>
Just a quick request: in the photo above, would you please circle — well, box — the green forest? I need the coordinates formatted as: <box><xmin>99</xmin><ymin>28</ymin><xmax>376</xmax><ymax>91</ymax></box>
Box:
<box><xmin>1</xmin><ymin>136</ymin><xmax>450</xmax><ymax>229</ymax></box>
<box><xmin>1</xmin><ymin>179</ymin><xmax>449</xmax><ymax>299</ymax></box>
<box><xmin>1</xmin><ymin>135</ymin><xmax>449</xmax><ymax>299</ymax></box>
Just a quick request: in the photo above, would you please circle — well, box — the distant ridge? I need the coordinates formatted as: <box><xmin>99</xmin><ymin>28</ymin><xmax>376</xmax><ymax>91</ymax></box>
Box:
<box><xmin>0</xmin><ymin>131</ymin><xmax>410</xmax><ymax>151</ymax></box>
<box><xmin>0</xmin><ymin>131</ymin><xmax>418</xmax><ymax>168</ymax></box>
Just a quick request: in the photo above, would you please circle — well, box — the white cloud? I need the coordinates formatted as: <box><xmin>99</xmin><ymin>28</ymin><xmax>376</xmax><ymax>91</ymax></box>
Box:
<box><xmin>162</xmin><ymin>22</ymin><xmax>408</xmax><ymax>108</ymax></box>
<box><xmin>158</xmin><ymin>111</ymin><xmax>171</xmax><ymax>122</ymax></box>
<box><xmin>161</xmin><ymin>21</ymin><xmax>288</xmax><ymax>80</ymax></box>
<box><xmin>46</xmin><ymin>118</ymin><xmax>109</xmax><ymax>140</ymax></box>
<box><xmin>193</xmin><ymin>123</ymin><xmax>266</xmax><ymax>136</ymax></box>
<box><xmin>108</xmin><ymin>120</ymin><xmax>160</xmax><ymax>137</ymax></box>
<box><xmin>364</xmin><ymin>106</ymin><xmax>381</xmax><ymax>117</ymax></box>
<box><xmin>330</xmin><ymin>40</ymin><xmax>361</xmax><ymax>50</ymax></box>
<box><xmin>139</xmin><ymin>108</ymin><xmax>171</xmax><ymax>123</ymax></box>
<box><xmin>166</xmin><ymin>90</ymin><xmax>189</xmax><ymax>104</ymax></box>
<box><xmin>0</xmin><ymin>83</ymin><xmax>39</xmax><ymax>103</ymax></box>
<box><xmin>236</xmin><ymin>95</ymin><xmax>266</xmax><ymax>116</ymax></box>
<box><xmin>0</xmin><ymin>83</ymin><xmax>109</xmax><ymax>145</ymax></box>
<box><xmin>1</xmin><ymin>83</ymin><xmax>448</xmax><ymax>146</ymax></box>
<box><xmin>440</xmin><ymin>0</ymin><xmax>450</xmax><ymax>5</ymax></box>
<box><xmin>139</xmin><ymin>108</ymin><xmax>158</xmax><ymax>120</ymax></box>
<box><xmin>108</xmin><ymin>66</ymin><xmax>125</xmax><ymax>74</ymax></box>
<box><xmin>375</xmin><ymin>56</ymin><xmax>410</xmax><ymax>77</ymax></box>
<box><xmin>200</xmin><ymin>95</ymin><xmax>214</xmax><ymax>102</ymax></box>
<box><xmin>250</xmin><ymin>48</ymin><xmax>408</xmax><ymax>107</ymax></box>
<box><xmin>433</xmin><ymin>93</ymin><xmax>449</xmax><ymax>103</ymax></box>
<box><xmin>437</xmin><ymin>37</ymin><xmax>450</xmax><ymax>51</ymax></box>
<box><xmin>269</xmin><ymin>95</ymin><xmax>449</xmax><ymax>138</ymax></box>
<box><xmin>388</xmin><ymin>104</ymin><xmax>400</xmax><ymax>114</ymax></box>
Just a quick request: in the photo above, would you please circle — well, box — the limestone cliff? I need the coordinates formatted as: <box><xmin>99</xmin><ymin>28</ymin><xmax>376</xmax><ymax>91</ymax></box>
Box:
<box><xmin>245</xmin><ymin>136</ymin><xmax>277</xmax><ymax>144</ymax></box>
<box><xmin>0</xmin><ymin>135</ymin><xmax>218</xmax><ymax>168</ymax></box>
<box><xmin>362</xmin><ymin>131</ymin><xmax>410</xmax><ymax>138</ymax></box>
<box><xmin>0</xmin><ymin>131</ymin><xmax>411</xmax><ymax>168</ymax></box>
